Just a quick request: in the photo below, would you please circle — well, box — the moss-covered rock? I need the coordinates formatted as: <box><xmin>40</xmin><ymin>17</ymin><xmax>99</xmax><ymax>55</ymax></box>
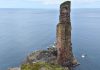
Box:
<box><xmin>21</xmin><ymin>62</ymin><xmax>69</xmax><ymax>70</ymax></box>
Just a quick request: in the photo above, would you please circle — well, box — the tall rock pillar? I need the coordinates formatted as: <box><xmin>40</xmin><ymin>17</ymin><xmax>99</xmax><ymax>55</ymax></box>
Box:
<box><xmin>56</xmin><ymin>1</ymin><xmax>74</xmax><ymax>66</ymax></box>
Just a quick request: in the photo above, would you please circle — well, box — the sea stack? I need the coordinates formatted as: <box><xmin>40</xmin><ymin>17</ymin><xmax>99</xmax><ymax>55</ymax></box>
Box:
<box><xmin>56</xmin><ymin>1</ymin><xmax>75</xmax><ymax>66</ymax></box>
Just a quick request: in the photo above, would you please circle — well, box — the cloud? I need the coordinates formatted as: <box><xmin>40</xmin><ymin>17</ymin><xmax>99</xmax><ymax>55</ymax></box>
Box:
<box><xmin>72</xmin><ymin>0</ymin><xmax>100</xmax><ymax>8</ymax></box>
<box><xmin>73</xmin><ymin>0</ymin><xmax>100</xmax><ymax>4</ymax></box>
<box><xmin>27</xmin><ymin>0</ymin><xmax>100</xmax><ymax>6</ymax></box>
<box><xmin>0</xmin><ymin>0</ymin><xmax>100</xmax><ymax>8</ymax></box>
<box><xmin>17</xmin><ymin>0</ymin><xmax>100</xmax><ymax>8</ymax></box>
<box><xmin>27</xmin><ymin>0</ymin><xmax>59</xmax><ymax>5</ymax></box>
<box><xmin>1</xmin><ymin>0</ymin><xmax>100</xmax><ymax>5</ymax></box>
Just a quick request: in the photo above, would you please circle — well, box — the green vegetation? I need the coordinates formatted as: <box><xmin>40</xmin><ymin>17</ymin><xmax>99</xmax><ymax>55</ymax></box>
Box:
<box><xmin>21</xmin><ymin>62</ymin><xmax>65</xmax><ymax>70</ymax></box>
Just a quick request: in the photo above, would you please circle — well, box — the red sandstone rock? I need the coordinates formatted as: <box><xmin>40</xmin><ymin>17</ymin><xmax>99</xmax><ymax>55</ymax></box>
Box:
<box><xmin>56</xmin><ymin>1</ymin><xmax>74</xmax><ymax>66</ymax></box>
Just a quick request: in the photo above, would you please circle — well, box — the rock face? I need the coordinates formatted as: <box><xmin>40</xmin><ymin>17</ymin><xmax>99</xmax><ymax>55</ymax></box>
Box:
<box><xmin>56</xmin><ymin>1</ymin><xmax>74</xmax><ymax>66</ymax></box>
<box><xmin>25</xmin><ymin>47</ymin><xmax>57</xmax><ymax>64</ymax></box>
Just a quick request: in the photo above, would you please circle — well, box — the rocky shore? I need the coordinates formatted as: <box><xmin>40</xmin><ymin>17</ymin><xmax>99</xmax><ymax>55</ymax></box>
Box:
<box><xmin>9</xmin><ymin>45</ymin><xmax>79</xmax><ymax>70</ymax></box>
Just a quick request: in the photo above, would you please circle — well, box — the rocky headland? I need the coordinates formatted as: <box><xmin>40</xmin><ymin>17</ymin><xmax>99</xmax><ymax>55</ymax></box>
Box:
<box><xmin>9</xmin><ymin>46</ymin><xmax>78</xmax><ymax>70</ymax></box>
<box><xmin>9</xmin><ymin>1</ymin><xmax>79</xmax><ymax>70</ymax></box>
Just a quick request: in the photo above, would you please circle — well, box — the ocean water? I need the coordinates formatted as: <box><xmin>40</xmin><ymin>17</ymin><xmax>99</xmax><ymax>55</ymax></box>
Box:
<box><xmin>0</xmin><ymin>8</ymin><xmax>100</xmax><ymax>70</ymax></box>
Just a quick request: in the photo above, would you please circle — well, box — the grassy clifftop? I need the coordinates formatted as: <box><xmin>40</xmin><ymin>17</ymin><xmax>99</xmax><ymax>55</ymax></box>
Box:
<box><xmin>21</xmin><ymin>62</ymin><xmax>68</xmax><ymax>70</ymax></box>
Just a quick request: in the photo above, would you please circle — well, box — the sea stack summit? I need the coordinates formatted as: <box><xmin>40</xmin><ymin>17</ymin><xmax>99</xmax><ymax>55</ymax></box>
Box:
<box><xmin>56</xmin><ymin>1</ymin><xmax>77</xmax><ymax>66</ymax></box>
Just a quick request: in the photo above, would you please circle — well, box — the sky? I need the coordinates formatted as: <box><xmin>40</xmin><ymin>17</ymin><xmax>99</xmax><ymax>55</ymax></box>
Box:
<box><xmin>0</xmin><ymin>0</ymin><xmax>100</xmax><ymax>8</ymax></box>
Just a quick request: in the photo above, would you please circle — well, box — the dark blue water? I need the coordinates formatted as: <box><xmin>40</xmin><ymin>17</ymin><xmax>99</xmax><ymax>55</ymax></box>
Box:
<box><xmin>72</xmin><ymin>9</ymin><xmax>100</xmax><ymax>70</ymax></box>
<box><xmin>0</xmin><ymin>8</ymin><xmax>100</xmax><ymax>70</ymax></box>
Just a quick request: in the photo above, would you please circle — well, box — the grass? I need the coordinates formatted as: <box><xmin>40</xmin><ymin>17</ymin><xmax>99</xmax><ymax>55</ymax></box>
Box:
<box><xmin>21</xmin><ymin>62</ymin><xmax>65</xmax><ymax>70</ymax></box>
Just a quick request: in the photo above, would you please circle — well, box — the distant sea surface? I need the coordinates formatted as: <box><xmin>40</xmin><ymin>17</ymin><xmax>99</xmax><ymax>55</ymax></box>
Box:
<box><xmin>0</xmin><ymin>8</ymin><xmax>100</xmax><ymax>70</ymax></box>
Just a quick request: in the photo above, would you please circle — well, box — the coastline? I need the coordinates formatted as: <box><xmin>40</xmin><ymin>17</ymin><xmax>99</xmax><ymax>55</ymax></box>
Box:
<box><xmin>8</xmin><ymin>44</ymin><xmax>79</xmax><ymax>70</ymax></box>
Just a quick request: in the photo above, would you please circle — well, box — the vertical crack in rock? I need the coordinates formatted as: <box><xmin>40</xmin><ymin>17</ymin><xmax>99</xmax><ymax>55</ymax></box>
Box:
<box><xmin>56</xmin><ymin>1</ymin><xmax>76</xmax><ymax>66</ymax></box>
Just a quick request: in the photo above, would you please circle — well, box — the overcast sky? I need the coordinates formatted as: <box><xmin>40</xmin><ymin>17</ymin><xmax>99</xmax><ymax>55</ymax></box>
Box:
<box><xmin>0</xmin><ymin>0</ymin><xmax>100</xmax><ymax>8</ymax></box>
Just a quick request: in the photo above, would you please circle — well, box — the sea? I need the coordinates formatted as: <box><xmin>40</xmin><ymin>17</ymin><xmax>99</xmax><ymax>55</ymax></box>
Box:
<box><xmin>0</xmin><ymin>8</ymin><xmax>100</xmax><ymax>70</ymax></box>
